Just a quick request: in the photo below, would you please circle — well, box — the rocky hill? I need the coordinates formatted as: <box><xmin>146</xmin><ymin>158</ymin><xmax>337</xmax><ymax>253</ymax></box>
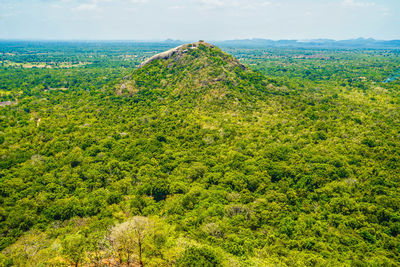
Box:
<box><xmin>117</xmin><ymin>41</ymin><xmax>270</xmax><ymax>107</ymax></box>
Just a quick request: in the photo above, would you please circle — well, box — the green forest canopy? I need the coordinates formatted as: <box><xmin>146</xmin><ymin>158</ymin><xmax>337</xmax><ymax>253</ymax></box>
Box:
<box><xmin>0</xmin><ymin>41</ymin><xmax>399</xmax><ymax>266</ymax></box>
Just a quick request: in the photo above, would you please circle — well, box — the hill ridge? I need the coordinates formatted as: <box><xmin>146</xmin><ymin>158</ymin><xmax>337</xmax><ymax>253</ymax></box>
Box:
<box><xmin>138</xmin><ymin>41</ymin><xmax>215</xmax><ymax>68</ymax></box>
<box><xmin>118</xmin><ymin>41</ymin><xmax>266</xmax><ymax>105</ymax></box>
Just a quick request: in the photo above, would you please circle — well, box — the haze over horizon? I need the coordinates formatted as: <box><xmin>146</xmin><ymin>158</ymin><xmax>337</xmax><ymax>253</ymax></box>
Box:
<box><xmin>0</xmin><ymin>0</ymin><xmax>399</xmax><ymax>41</ymax></box>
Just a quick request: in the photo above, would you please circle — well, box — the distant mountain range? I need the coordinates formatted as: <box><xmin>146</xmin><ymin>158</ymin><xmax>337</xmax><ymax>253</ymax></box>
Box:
<box><xmin>1</xmin><ymin>38</ymin><xmax>399</xmax><ymax>49</ymax></box>
<box><xmin>163</xmin><ymin>38</ymin><xmax>400</xmax><ymax>49</ymax></box>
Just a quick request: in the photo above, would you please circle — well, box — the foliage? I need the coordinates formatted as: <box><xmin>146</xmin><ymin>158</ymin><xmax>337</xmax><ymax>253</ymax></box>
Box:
<box><xmin>177</xmin><ymin>246</ymin><xmax>221</xmax><ymax>267</ymax></box>
<box><xmin>0</xmin><ymin>41</ymin><xmax>399</xmax><ymax>266</ymax></box>
<box><xmin>61</xmin><ymin>233</ymin><xmax>86</xmax><ymax>267</ymax></box>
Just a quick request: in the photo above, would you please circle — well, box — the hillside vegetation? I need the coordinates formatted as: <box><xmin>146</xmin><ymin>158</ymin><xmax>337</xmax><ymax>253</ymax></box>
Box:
<box><xmin>0</xmin><ymin>41</ymin><xmax>399</xmax><ymax>266</ymax></box>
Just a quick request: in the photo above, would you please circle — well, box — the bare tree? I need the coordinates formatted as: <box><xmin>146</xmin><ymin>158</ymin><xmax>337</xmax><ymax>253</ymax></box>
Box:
<box><xmin>108</xmin><ymin>216</ymin><xmax>151</xmax><ymax>266</ymax></box>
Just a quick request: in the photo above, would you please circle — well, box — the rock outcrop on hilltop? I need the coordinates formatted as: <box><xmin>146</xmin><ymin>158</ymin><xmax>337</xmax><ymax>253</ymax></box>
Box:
<box><xmin>118</xmin><ymin>40</ymin><xmax>268</xmax><ymax>103</ymax></box>
<box><xmin>138</xmin><ymin>41</ymin><xmax>215</xmax><ymax>68</ymax></box>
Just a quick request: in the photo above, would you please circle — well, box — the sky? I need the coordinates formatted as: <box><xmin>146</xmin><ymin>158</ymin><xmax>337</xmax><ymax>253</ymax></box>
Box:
<box><xmin>0</xmin><ymin>0</ymin><xmax>399</xmax><ymax>40</ymax></box>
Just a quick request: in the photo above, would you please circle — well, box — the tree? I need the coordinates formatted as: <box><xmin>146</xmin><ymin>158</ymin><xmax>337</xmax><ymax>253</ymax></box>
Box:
<box><xmin>61</xmin><ymin>233</ymin><xmax>86</xmax><ymax>267</ymax></box>
<box><xmin>86</xmin><ymin>231</ymin><xmax>110</xmax><ymax>267</ymax></box>
<box><xmin>177</xmin><ymin>246</ymin><xmax>221</xmax><ymax>267</ymax></box>
<box><xmin>108</xmin><ymin>216</ymin><xmax>152</xmax><ymax>266</ymax></box>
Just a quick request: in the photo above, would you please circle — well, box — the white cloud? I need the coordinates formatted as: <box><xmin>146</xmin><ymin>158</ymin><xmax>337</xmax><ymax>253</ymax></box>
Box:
<box><xmin>50</xmin><ymin>4</ymin><xmax>63</xmax><ymax>9</ymax></box>
<box><xmin>71</xmin><ymin>0</ymin><xmax>112</xmax><ymax>11</ymax></box>
<box><xmin>74</xmin><ymin>3</ymin><xmax>99</xmax><ymax>11</ymax></box>
<box><xmin>381</xmin><ymin>7</ymin><xmax>390</xmax><ymax>16</ymax></box>
<box><xmin>197</xmin><ymin>0</ymin><xmax>278</xmax><ymax>10</ymax></box>
<box><xmin>342</xmin><ymin>0</ymin><xmax>375</xmax><ymax>8</ymax></box>
<box><xmin>130</xmin><ymin>0</ymin><xmax>148</xmax><ymax>3</ymax></box>
<box><xmin>66</xmin><ymin>0</ymin><xmax>149</xmax><ymax>13</ymax></box>
<box><xmin>169</xmin><ymin>5</ymin><xmax>184</xmax><ymax>10</ymax></box>
<box><xmin>197</xmin><ymin>0</ymin><xmax>226</xmax><ymax>9</ymax></box>
<box><xmin>260</xmin><ymin>1</ymin><xmax>271</xmax><ymax>7</ymax></box>
<box><xmin>0</xmin><ymin>13</ymin><xmax>15</xmax><ymax>19</ymax></box>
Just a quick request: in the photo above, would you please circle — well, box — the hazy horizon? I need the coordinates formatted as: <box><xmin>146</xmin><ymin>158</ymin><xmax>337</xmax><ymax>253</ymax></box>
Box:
<box><xmin>0</xmin><ymin>0</ymin><xmax>399</xmax><ymax>40</ymax></box>
<box><xmin>0</xmin><ymin>37</ymin><xmax>399</xmax><ymax>42</ymax></box>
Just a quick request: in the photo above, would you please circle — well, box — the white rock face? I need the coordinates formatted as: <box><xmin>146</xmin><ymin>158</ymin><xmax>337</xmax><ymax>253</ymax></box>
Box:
<box><xmin>138</xmin><ymin>41</ymin><xmax>213</xmax><ymax>68</ymax></box>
